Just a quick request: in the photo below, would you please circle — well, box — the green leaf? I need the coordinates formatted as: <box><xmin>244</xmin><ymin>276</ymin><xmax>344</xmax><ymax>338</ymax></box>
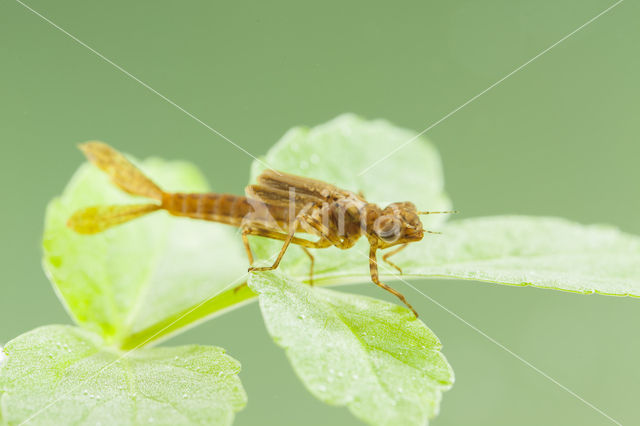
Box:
<box><xmin>246</xmin><ymin>114</ymin><xmax>640</xmax><ymax>298</ymax></box>
<box><xmin>394</xmin><ymin>215</ymin><xmax>640</xmax><ymax>296</ymax></box>
<box><xmin>249</xmin><ymin>272</ymin><xmax>454</xmax><ymax>426</ymax></box>
<box><xmin>43</xmin><ymin>155</ymin><xmax>250</xmax><ymax>345</ymax></box>
<box><xmin>0</xmin><ymin>325</ymin><xmax>246</xmax><ymax>426</ymax></box>
<box><xmin>276</xmin><ymin>215</ymin><xmax>640</xmax><ymax>297</ymax></box>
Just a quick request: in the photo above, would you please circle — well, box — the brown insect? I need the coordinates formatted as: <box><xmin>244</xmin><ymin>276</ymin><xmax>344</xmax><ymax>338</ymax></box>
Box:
<box><xmin>67</xmin><ymin>142</ymin><xmax>455</xmax><ymax>316</ymax></box>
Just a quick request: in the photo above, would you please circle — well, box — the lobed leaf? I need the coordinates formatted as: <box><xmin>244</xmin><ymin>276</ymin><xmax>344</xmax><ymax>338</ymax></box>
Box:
<box><xmin>266</xmin><ymin>215</ymin><xmax>640</xmax><ymax>298</ymax></box>
<box><xmin>37</xmin><ymin>114</ymin><xmax>640</xmax><ymax>426</ymax></box>
<box><xmin>247</xmin><ymin>114</ymin><xmax>640</xmax><ymax>298</ymax></box>
<box><xmin>0</xmin><ymin>325</ymin><xmax>246</xmax><ymax>426</ymax></box>
<box><xmin>42</xmin><ymin>155</ymin><xmax>249</xmax><ymax>344</ymax></box>
<box><xmin>387</xmin><ymin>215</ymin><xmax>640</xmax><ymax>296</ymax></box>
<box><xmin>249</xmin><ymin>272</ymin><xmax>454</xmax><ymax>426</ymax></box>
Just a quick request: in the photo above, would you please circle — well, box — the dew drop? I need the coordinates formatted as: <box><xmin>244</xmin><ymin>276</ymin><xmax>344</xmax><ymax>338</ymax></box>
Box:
<box><xmin>183</xmin><ymin>393</ymin><xmax>188</xmax><ymax>399</ymax></box>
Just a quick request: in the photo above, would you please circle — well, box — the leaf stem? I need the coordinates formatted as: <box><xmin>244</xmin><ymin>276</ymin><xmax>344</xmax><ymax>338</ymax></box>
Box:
<box><xmin>119</xmin><ymin>284</ymin><xmax>257</xmax><ymax>350</ymax></box>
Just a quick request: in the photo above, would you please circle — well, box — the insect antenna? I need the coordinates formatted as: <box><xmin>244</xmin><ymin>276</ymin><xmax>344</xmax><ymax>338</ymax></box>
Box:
<box><xmin>418</xmin><ymin>211</ymin><xmax>457</xmax><ymax>235</ymax></box>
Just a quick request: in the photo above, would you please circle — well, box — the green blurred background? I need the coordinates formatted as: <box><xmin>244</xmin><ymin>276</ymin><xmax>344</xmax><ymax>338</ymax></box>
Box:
<box><xmin>1</xmin><ymin>0</ymin><xmax>639</xmax><ymax>425</ymax></box>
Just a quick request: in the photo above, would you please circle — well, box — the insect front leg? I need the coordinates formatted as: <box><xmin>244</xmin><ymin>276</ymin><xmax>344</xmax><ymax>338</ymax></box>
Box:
<box><xmin>368</xmin><ymin>241</ymin><xmax>418</xmax><ymax>317</ymax></box>
<box><xmin>302</xmin><ymin>215</ymin><xmax>349</xmax><ymax>249</ymax></box>
<box><xmin>381</xmin><ymin>243</ymin><xmax>408</xmax><ymax>274</ymax></box>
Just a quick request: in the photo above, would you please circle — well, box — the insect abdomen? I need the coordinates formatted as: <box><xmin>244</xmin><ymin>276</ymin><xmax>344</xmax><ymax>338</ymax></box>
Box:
<box><xmin>162</xmin><ymin>193</ymin><xmax>252</xmax><ymax>226</ymax></box>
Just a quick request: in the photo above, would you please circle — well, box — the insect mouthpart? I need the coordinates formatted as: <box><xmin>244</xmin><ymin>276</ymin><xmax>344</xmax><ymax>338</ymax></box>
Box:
<box><xmin>404</xmin><ymin>225</ymin><xmax>424</xmax><ymax>241</ymax></box>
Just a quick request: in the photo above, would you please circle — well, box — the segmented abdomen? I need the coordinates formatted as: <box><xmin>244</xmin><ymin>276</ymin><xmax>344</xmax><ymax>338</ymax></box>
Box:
<box><xmin>162</xmin><ymin>193</ymin><xmax>254</xmax><ymax>226</ymax></box>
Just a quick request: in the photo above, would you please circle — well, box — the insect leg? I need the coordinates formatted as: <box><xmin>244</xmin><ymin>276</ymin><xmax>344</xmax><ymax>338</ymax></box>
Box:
<box><xmin>301</xmin><ymin>215</ymin><xmax>345</xmax><ymax>248</ymax></box>
<box><xmin>241</xmin><ymin>228</ymin><xmax>255</xmax><ymax>265</ymax></box>
<box><xmin>232</xmin><ymin>228</ymin><xmax>256</xmax><ymax>294</ymax></box>
<box><xmin>301</xmin><ymin>247</ymin><xmax>315</xmax><ymax>286</ymax></box>
<box><xmin>369</xmin><ymin>242</ymin><xmax>418</xmax><ymax>317</ymax></box>
<box><xmin>381</xmin><ymin>243</ymin><xmax>408</xmax><ymax>274</ymax></box>
<box><xmin>242</xmin><ymin>222</ymin><xmax>330</xmax><ymax>284</ymax></box>
<box><xmin>248</xmin><ymin>216</ymin><xmax>302</xmax><ymax>273</ymax></box>
<box><xmin>242</xmin><ymin>226</ymin><xmax>331</xmax><ymax>248</ymax></box>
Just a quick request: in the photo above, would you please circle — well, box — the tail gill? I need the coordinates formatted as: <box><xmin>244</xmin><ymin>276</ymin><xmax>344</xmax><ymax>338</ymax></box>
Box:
<box><xmin>67</xmin><ymin>142</ymin><xmax>165</xmax><ymax>234</ymax></box>
<box><xmin>78</xmin><ymin>141</ymin><xmax>164</xmax><ymax>200</ymax></box>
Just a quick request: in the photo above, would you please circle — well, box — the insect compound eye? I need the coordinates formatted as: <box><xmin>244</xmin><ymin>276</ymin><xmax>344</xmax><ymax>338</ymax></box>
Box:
<box><xmin>374</xmin><ymin>216</ymin><xmax>403</xmax><ymax>242</ymax></box>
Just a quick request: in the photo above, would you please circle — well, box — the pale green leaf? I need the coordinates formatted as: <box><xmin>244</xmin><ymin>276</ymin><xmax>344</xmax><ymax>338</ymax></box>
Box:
<box><xmin>249</xmin><ymin>272</ymin><xmax>454</xmax><ymax>426</ymax></box>
<box><xmin>0</xmin><ymin>325</ymin><xmax>246</xmax><ymax>426</ymax></box>
<box><xmin>247</xmin><ymin>114</ymin><xmax>640</xmax><ymax>298</ymax></box>
<box><xmin>275</xmin><ymin>215</ymin><xmax>640</xmax><ymax>297</ymax></box>
<box><xmin>388</xmin><ymin>215</ymin><xmax>640</xmax><ymax>296</ymax></box>
<box><xmin>42</xmin><ymin>156</ymin><xmax>249</xmax><ymax>345</ymax></box>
